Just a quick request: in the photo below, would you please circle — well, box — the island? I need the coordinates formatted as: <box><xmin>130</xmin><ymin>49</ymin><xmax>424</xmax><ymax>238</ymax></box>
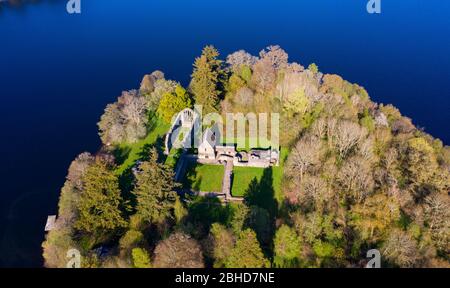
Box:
<box><xmin>42</xmin><ymin>46</ymin><xmax>450</xmax><ymax>268</ymax></box>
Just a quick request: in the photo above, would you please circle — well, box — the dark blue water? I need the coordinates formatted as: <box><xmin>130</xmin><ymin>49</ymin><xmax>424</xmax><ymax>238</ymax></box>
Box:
<box><xmin>0</xmin><ymin>0</ymin><xmax>449</xmax><ymax>267</ymax></box>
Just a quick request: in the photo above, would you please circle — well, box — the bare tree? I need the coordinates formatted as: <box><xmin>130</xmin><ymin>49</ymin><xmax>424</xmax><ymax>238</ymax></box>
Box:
<box><xmin>234</xmin><ymin>87</ymin><xmax>254</xmax><ymax>107</ymax></box>
<box><xmin>259</xmin><ymin>45</ymin><xmax>289</xmax><ymax>70</ymax></box>
<box><xmin>153</xmin><ymin>232</ymin><xmax>204</xmax><ymax>268</ymax></box>
<box><xmin>67</xmin><ymin>152</ymin><xmax>95</xmax><ymax>190</ymax></box>
<box><xmin>140</xmin><ymin>70</ymin><xmax>165</xmax><ymax>93</ymax></box>
<box><xmin>336</xmin><ymin>156</ymin><xmax>374</xmax><ymax>203</ymax></box>
<box><xmin>312</xmin><ymin>118</ymin><xmax>327</xmax><ymax>139</ymax></box>
<box><xmin>424</xmin><ymin>194</ymin><xmax>450</xmax><ymax>251</ymax></box>
<box><xmin>120</xmin><ymin>90</ymin><xmax>147</xmax><ymax>128</ymax></box>
<box><xmin>332</xmin><ymin>121</ymin><xmax>367</xmax><ymax>158</ymax></box>
<box><xmin>382</xmin><ymin>229</ymin><xmax>421</xmax><ymax>267</ymax></box>
<box><xmin>286</xmin><ymin>136</ymin><xmax>322</xmax><ymax>182</ymax></box>
<box><xmin>300</xmin><ymin>175</ymin><xmax>331</xmax><ymax>210</ymax></box>
<box><xmin>226</xmin><ymin>50</ymin><xmax>258</xmax><ymax>72</ymax></box>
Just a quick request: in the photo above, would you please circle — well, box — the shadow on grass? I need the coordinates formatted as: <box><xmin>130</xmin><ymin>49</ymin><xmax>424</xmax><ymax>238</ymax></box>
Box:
<box><xmin>183</xmin><ymin>169</ymin><xmax>202</xmax><ymax>191</ymax></box>
<box><xmin>243</xmin><ymin>168</ymin><xmax>278</xmax><ymax>259</ymax></box>
<box><xmin>113</xmin><ymin>146</ymin><xmax>132</xmax><ymax>166</ymax></box>
<box><xmin>244</xmin><ymin>168</ymin><xmax>277</xmax><ymax>217</ymax></box>
<box><xmin>138</xmin><ymin>136</ymin><xmax>165</xmax><ymax>162</ymax></box>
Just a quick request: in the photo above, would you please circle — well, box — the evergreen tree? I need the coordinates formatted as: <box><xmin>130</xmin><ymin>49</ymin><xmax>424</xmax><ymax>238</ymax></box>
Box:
<box><xmin>75</xmin><ymin>160</ymin><xmax>127</xmax><ymax>233</ymax></box>
<box><xmin>132</xmin><ymin>148</ymin><xmax>179</xmax><ymax>225</ymax></box>
<box><xmin>225</xmin><ymin>229</ymin><xmax>270</xmax><ymax>268</ymax></box>
<box><xmin>189</xmin><ymin>45</ymin><xmax>225</xmax><ymax>114</ymax></box>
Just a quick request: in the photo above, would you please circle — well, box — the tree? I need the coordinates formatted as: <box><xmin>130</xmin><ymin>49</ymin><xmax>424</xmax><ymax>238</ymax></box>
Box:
<box><xmin>131</xmin><ymin>248</ymin><xmax>151</xmax><ymax>268</ymax></box>
<box><xmin>75</xmin><ymin>160</ymin><xmax>127</xmax><ymax>234</ymax></box>
<box><xmin>67</xmin><ymin>152</ymin><xmax>95</xmax><ymax>190</ymax></box>
<box><xmin>424</xmin><ymin>194</ymin><xmax>450</xmax><ymax>251</ymax></box>
<box><xmin>308</xmin><ymin>63</ymin><xmax>319</xmax><ymax>74</ymax></box>
<box><xmin>274</xmin><ymin>225</ymin><xmax>301</xmax><ymax>267</ymax></box>
<box><xmin>331</xmin><ymin>120</ymin><xmax>367</xmax><ymax>159</ymax></box>
<box><xmin>336</xmin><ymin>156</ymin><xmax>374</xmax><ymax>203</ymax></box>
<box><xmin>157</xmin><ymin>85</ymin><xmax>192</xmax><ymax>123</ymax></box>
<box><xmin>153</xmin><ymin>232</ymin><xmax>204</xmax><ymax>268</ymax></box>
<box><xmin>98</xmin><ymin>90</ymin><xmax>148</xmax><ymax>144</ymax></box>
<box><xmin>382</xmin><ymin>229</ymin><xmax>421</xmax><ymax>267</ymax></box>
<box><xmin>119</xmin><ymin>90</ymin><xmax>148</xmax><ymax>141</ymax></box>
<box><xmin>350</xmin><ymin>193</ymin><xmax>400</xmax><ymax>242</ymax></box>
<box><xmin>230</xmin><ymin>203</ymin><xmax>250</xmax><ymax>235</ymax></box>
<box><xmin>299</xmin><ymin>175</ymin><xmax>330</xmax><ymax>210</ymax></box>
<box><xmin>405</xmin><ymin>137</ymin><xmax>439</xmax><ymax>200</ymax></box>
<box><xmin>286</xmin><ymin>136</ymin><xmax>321</xmax><ymax>182</ymax></box>
<box><xmin>119</xmin><ymin>230</ymin><xmax>144</xmax><ymax>257</ymax></box>
<box><xmin>206</xmin><ymin>223</ymin><xmax>235</xmax><ymax>268</ymax></box>
<box><xmin>190</xmin><ymin>45</ymin><xmax>225</xmax><ymax>114</ymax></box>
<box><xmin>132</xmin><ymin>148</ymin><xmax>179</xmax><ymax>225</ymax></box>
<box><xmin>147</xmin><ymin>78</ymin><xmax>178</xmax><ymax>111</ymax></box>
<box><xmin>226</xmin><ymin>50</ymin><xmax>257</xmax><ymax>72</ymax></box>
<box><xmin>234</xmin><ymin>87</ymin><xmax>254</xmax><ymax>108</ymax></box>
<box><xmin>174</xmin><ymin>196</ymin><xmax>188</xmax><ymax>225</ymax></box>
<box><xmin>225</xmin><ymin>229</ymin><xmax>270</xmax><ymax>268</ymax></box>
<box><xmin>140</xmin><ymin>70</ymin><xmax>164</xmax><ymax>94</ymax></box>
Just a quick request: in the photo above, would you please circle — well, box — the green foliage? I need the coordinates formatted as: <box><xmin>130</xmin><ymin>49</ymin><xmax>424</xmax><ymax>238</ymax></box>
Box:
<box><xmin>131</xmin><ymin>248</ymin><xmax>151</xmax><ymax>268</ymax></box>
<box><xmin>208</xmin><ymin>223</ymin><xmax>235</xmax><ymax>268</ymax></box>
<box><xmin>230</xmin><ymin>203</ymin><xmax>250</xmax><ymax>235</ymax></box>
<box><xmin>48</xmin><ymin>46</ymin><xmax>450</xmax><ymax>268</ymax></box>
<box><xmin>350</xmin><ymin>194</ymin><xmax>400</xmax><ymax>242</ymax></box>
<box><xmin>132</xmin><ymin>148</ymin><xmax>179</xmax><ymax>225</ymax></box>
<box><xmin>119</xmin><ymin>230</ymin><xmax>144</xmax><ymax>251</ymax></box>
<box><xmin>227</xmin><ymin>73</ymin><xmax>246</xmax><ymax>94</ymax></box>
<box><xmin>359</xmin><ymin>109</ymin><xmax>375</xmax><ymax>132</ymax></box>
<box><xmin>190</xmin><ymin>45</ymin><xmax>225</xmax><ymax>114</ymax></box>
<box><xmin>240</xmin><ymin>65</ymin><xmax>252</xmax><ymax>83</ymax></box>
<box><xmin>225</xmin><ymin>229</ymin><xmax>270</xmax><ymax>268</ymax></box>
<box><xmin>157</xmin><ymin>85</ymin><xmax>192</xmax><ymax>123</ymax></box>
<box><xmin>308</xmin><ymin>63</ymin><xmax>319</xmax><ymax>74</ymax></box>
<box><xmin>283</xmin><ymin>88</ymin><xmax>310</xmax><ymax>117</ymax></box>
<box><xmin>273</xmin><ymin>225</ymin><xmax>301</xmax><ymax>267</ymax></box>
<box><xmin>301</xmin><ymin>102</ymin><xmax>324</xmax><ymax>129</ymax></box>
<box><xmin>75</xmin><ymin>160</ymin><xmax>127</xmax><ymax>234</ymax></box>
<box><xmin>174</xmin><ymin>196</ymin><xmax>188</xmax><ymax>225</ymax></box>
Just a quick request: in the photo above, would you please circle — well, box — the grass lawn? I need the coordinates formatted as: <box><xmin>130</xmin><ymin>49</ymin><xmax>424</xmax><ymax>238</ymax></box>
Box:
<box><xmin>231</xmin><ymin>148</ymin><xmax>289</xmax><ymax>203</ymax></box>
<box><xmin>231</xmin><ymin>167</ymin><xmax>266</xmax><ymax>197</ymax></box>
<box><xmin>115</xmin><ymin>118</ymin><xmax>171</xmax><ymax>175</ymax></box>
<box><xmin>165</xmin><ymin>148</ymin><xmax>183</xmax><ymax>168</ymax></box>
<box><xmin>183</xmin><ymin>163</ymin><xmax>224</xmax><ymax>192</ymax></box>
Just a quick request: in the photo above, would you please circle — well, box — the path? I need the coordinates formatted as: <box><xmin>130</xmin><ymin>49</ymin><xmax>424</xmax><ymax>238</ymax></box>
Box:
<box><xmin>222</xmin><ymin>160</ymin><xmax>244</xmax><ymax>203</ymax></box>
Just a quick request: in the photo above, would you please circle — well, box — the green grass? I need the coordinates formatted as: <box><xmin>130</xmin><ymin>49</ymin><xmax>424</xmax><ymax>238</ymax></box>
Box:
<box><xmin>231</xmin><ymin>167</ymin><xmax>266</xmax><ymax>197</ymax></box>
<box><xmin>165</xmin><ymin>148</ymin><xmax>183</xmax><ymax>168</ymax></box>
<box><xmin>115</xmin><ymin>118</ymin><xmax>171</xmax><ymax>175</ymax></box>
<box><xmin>231</xmin><ymin>148</ymin><xmax>288</xmax><ymax>203</ymax></box>
<box><xmin>183</xmin><ymin>163</ymin><xmax>224</xmax><ymax>192</ymax></box>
